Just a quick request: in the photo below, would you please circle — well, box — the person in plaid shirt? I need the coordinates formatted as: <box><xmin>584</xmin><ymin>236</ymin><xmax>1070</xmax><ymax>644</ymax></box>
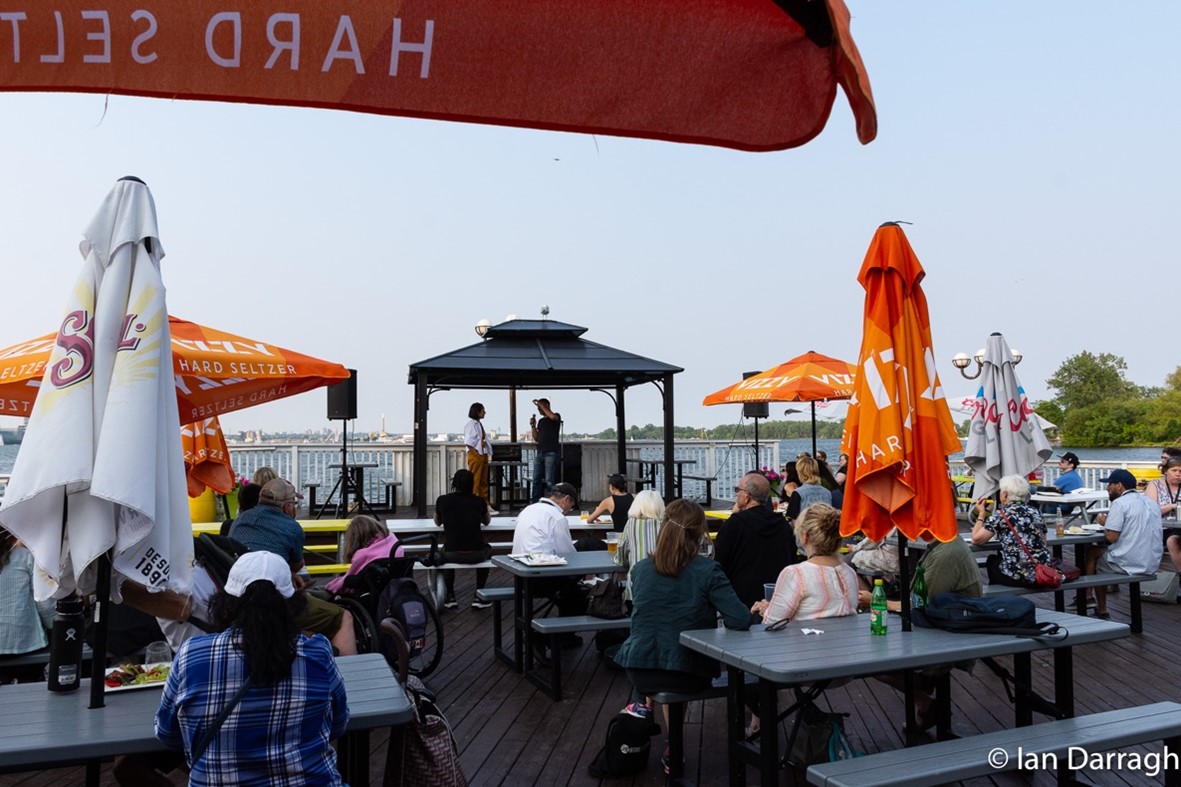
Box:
<box><xmin>156</xmin><ymin>552</ymin><xmax>349</xmax><ymax>785</ymax></box>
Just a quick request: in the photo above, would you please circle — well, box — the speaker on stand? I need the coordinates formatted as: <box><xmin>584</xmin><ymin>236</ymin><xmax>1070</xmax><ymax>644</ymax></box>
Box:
<box><xmin>742</xmin><ymin>371</ymin><xmax>769</xmax><ymax>467</ymax></box>
<box><xmin>320</xmin><ymin>370</ymin><xmax>374</xmax><ymax>518</ymax></box>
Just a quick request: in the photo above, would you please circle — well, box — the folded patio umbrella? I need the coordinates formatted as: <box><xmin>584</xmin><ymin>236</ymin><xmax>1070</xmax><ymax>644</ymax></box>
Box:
<box><xmin>840</xmin><ymin>223</ymin><xmax>962</xmax><ymax>544</ymax></box>
<box><xmin>962</xmin><ymin>332</ymin><xmax>1053</xmax><ymax>501</ymax></box>
<box><xmin>0</xmin><ymin>316</ymin><xmax>349</xmax><ymax>424</ymax></box>
<box><xmin>0</xmin><ymin>0</ymin><xmax>875</xmax><ymax>152</ymax></box>
<box><xmin>182</xmin><ymin>416</ymin><xmax>236</xmax><ymax>497</ymax></box>
<box><xmin>703</xmin><ymin>350</ymin><xmax>857</xmax><ymax>456</ymax></box>
<box><xmin>0</xmin><ymin>178</ymin><xmax>193</xmax><ymax>707</ymax></box>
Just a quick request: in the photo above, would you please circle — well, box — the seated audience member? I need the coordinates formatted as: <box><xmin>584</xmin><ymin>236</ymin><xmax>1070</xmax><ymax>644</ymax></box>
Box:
<box><xmin>866</xmin><ymin>532</ymin><xmax>982</xmax><ymax>734</ymax></box>
<box><xmin>511</xmin><ymin>482</ymin><xmax>586</xmax><ymax>652</ymax></box>
<box><xmin>715</xmin><ymin>472</ymin><xmax>798</xmax><ymax>609</ymax></box>
<box><xmin>220</xmin><ymin>482</ymin><xmax>261</xmax><ymax>537</ymax></box>
<box><xmin>834</xmin><ymin>453</ymin><xmax>849</xmax><ymax>490</ymax></box>
<box><xmin>971</xmin><ymin>475</ymin><xmax>1051</xmax><ymax>588</ymax></box>
<box><xmin>587</xmin><ymin>474</ymin><xmax>635</xmax><ymax>533</ymax></box>
<box><xmin>1041</xmin><ymin>452</ymin><xmax>1083</xmax><ymax>516</ymax></box>
<box><xmin>614</xmin><ymin>500</ymin><xmax>750</xmax><ymax>775</ymax></box>
<box><xmin>230</xmin><ymin>478</ymin><xmax>356</xmax><ymax>655</ymax></box>
<box><xmin>1084</xmin><ymin>469</ymin><xmax>1164</xmax><ymax>618</ymax></box>
<box><xmin>325</xmin><ymin>515</ymin><xmax>403</xmax><ymax>596</ymax></box>
<box><xmin>786</xmin><ymin>456</ymin><xmax>833</xmax><ymax>521</ymax></box>
<box><xmin>752</xmin><ymin>504</ymin><xmax>857</xmax><ymax>625</ymax></box>
<box><xmin>0</xmin><ymin>528</ymin><xmax>54</xmax><ymax>655</ymax></box>
<box><xmin>155</xmin><ymin>552</ymin><xmax>349</xmax><ymax>786</ymax></box>
<box><xmin>615</xmin><ymin>490</ymin><xmax>666</xmax><ymax>603</ymax></box>
<box><xmin>252</xmin><ymin>466</ymin><xmax>279</xmax><ymax>487</ymax></box>
<box><xmin>776</xmin><ymin>462</ymin><xmax>802</xmax><ymax>504</ymax></box>
<box><xmin>1148</xmin><ymin>458</ymin><xmax>1181</xmax><ymax>560</ymax></box>
<box><xmin>848</xmin><ymin>527</ymin><xmax>900</xmax><ymax>591</ymax></box>
<box><xmin>433</xmin><ymin>469</ymin><xmax>493</xmax><ymax>609</ymax></box>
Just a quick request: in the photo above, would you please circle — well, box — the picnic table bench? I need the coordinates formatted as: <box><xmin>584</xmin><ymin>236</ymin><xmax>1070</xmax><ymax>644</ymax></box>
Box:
<box><xmin>982</xmin><ymin>571</ymin><xmax>1155</xmax><ymax>633</ymax></box>
<box><xmin>807</xmin><ymin>701</ymin><xmax>1181</xmax><ymax>786</ymax></box>
<box><xmin>531</xmin><ymin>615</ymin><xmax>631</xmax><ymax>700</ymax></box>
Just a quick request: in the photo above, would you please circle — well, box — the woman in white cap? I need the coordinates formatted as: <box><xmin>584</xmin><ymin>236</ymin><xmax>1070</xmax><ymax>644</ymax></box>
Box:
<box><xmin>155</xmin><ymin>551</ymin><xmax>349</xmax><ymax>786</ymax></box>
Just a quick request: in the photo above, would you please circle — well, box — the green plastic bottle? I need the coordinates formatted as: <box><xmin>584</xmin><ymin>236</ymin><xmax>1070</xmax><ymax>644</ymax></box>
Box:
<box><xmin>870</xmin><ymin>578</ymin><xmax>888</xmax><ymax>635</ymax></box>
<box><xmin>912</xmin><ymin>565</ymin><xmax>928</xmax><ymax>610</ymax></box>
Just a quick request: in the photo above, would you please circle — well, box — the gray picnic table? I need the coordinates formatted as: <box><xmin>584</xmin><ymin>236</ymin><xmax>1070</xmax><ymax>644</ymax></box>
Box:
<box><xmin>0</xmin><ymin>653</ymin><xmax>412</xmax><ymax>787</ymax></box>
<box><xmin>680</xmin><ymin>610</ymin><xmax>1130</xmax><ymax>787</ymax></box>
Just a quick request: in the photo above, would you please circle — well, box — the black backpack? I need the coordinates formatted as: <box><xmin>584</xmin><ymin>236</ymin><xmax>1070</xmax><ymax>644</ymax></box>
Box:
<box><xmin>912</xmin><ymin>592</ymin><xmax>1062</xmax><ymax>637</ymax></box>
<box><xmin>587</xmin><ymin>711</ymin><xmax>660</xmax><ymax>777</ymax></box>
<box><xmin>379</xmin><ymin>577</ymin><xmax>430</xmax><ymax>651</ymax></box>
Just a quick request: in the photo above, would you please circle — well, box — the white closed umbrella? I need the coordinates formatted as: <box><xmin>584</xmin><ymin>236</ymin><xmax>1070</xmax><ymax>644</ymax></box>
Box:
<box><xmin>0</xmin><ymin>177</ymin><xmax>192</xmax><ymax>707</ymax></box>
<box><xmin>962</xmin><ymin>332</ymin><xmax>1053</xmax><ymax>500</ymax></box>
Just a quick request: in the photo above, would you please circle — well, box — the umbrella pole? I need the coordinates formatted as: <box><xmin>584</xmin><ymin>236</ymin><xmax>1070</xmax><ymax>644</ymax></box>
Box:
<box><xmin>811</xmin><ymin>402</ymin><xmax>817</xmax><ymax>458</ymax></box>
<box><xmin>897</xmin><ymin>532</ymin><xmax>912</xmax><ymax>633</ymax></box>
<box><xmin>88</xmin><ymin>551</ymin><xmax>112</xmax><ymax>709</ymax></box>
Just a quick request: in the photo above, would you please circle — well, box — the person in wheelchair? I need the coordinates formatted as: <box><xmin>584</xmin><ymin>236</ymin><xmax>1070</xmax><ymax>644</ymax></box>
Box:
<box><xmin>434</xmin><ymin>469</ymin><xmax>493</xmax><ymax>609</ymax></box>
<box><xmin>325</xmin><ymin>515</ymin><xmax>403</xmax><ymax>596</ymax></box>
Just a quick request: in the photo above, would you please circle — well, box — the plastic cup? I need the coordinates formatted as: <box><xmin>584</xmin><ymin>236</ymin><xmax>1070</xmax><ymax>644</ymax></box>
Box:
<box><xmin>764</xmin><ymin>583</ymin><xmax>776</xmax><ymax>601</ymax></box>
<box><xmin>580</xmin><ymin>511</ymin><xmax>590</xmax><ymax>520</ymax></box>
<box><xmin>144</xmin><ymin>641</ymin><xmax>172</xmax><ymax>665</ymax></box>
<box><xmin>606</xmin><ymin>532</ymin><xmax>619</xmax><ymax>555</ymax></box>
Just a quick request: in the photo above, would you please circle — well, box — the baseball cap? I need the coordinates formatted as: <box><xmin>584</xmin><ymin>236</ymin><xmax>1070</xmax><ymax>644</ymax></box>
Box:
<box><xmin>1098</xmin><ymin>469</ymin><xmax>1137</xmax><ymax>489</ymax></box>
<box><xmin>550</xmin><ymin>482</ymin><xmax>579</xmax><ymax>506</ymax></box>
<box><xmin>224</xmin><ymin>551</ymin><xmax>295</xmax><ymax>598</ymax></box>
<box><xmin>1057</xmin><ymin>452</ymin><xmax>1080</xmax><ymax>467</ymax></box>
<box><xmin>259</xmin><ymin>478</ymin><xmax>303</xmax><ymax>507</ymax></box>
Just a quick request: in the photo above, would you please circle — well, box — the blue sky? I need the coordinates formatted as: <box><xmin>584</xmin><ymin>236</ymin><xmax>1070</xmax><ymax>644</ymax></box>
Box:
<box><xmin>0</xmin><ymin>1</ymin><xmax>1176</xmax><ymax>438</ymax></box>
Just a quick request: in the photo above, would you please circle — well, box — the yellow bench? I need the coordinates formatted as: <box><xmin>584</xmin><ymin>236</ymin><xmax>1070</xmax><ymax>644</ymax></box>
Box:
<box><xmin>305</xmin><ymin>563</ymin><xmax>350</xmax><ymax>576</ymax></box>
<box><xmin>192</xmin><ymin>519</ymin><xmax>350</xmax><ymax>536</ymax></box>
<box><xmin>1128</xmin><ymin>467</ymin><xmax>1160</xmax><ymax>486</ymax></box>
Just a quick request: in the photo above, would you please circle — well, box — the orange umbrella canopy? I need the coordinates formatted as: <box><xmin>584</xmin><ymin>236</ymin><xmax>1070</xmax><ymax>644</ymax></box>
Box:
<box><xmin>0</xmin><ymin>316</ymin><xmax>349</xmax><ymax>424</ymax></box>
<box><xmin>703</xmin><ymin>351</ymin><xmax>857</xmax><ymax>405</ymax></box>
<box><xmin>840</xmin><ymin>224</ymin><xmax>962</xmax><ymax>542</ymax></box>
<box><xmin>182</xmin><ymin>417</ymin><xmax>236</xmax><ymax>497</ymax></box>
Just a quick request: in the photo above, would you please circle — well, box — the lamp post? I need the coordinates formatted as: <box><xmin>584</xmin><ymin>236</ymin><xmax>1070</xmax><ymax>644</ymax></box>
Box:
<box><xmin>951</xmin><ymin>346</ymin><xmax>1022</xmax><ymax>379</ymax></box>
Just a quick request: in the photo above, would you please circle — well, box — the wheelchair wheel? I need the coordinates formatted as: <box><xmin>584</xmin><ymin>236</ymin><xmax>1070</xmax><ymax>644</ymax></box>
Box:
<box><xmin>407</xmin><ymin>595</ymin><xmax>444</xmax><ymax>678</ymax></box>
<box><xmin>334</xmin><ymin>596</ymin><xmax>379</xmax><ymax>657</ymax></box>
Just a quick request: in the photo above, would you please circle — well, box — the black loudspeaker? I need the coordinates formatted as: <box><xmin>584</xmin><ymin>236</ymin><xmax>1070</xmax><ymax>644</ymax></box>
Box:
<box><xmin>743</xmin><ymin>402</ymin><xmax>769</xmax><ymax>419</ymax></box>
<box><xmin>561</xmin><ymin>444</ymin><xmax>582</xmax><ymax>489</ymax></box>
<box><xmin>326</xmin><ymin>369</ymin><xmax>357</xmax><ymax>420</ymax></box>
<box><xmin>741</xmin><ymin>370</ymin><xmax>769</xmax><ymax>419</ymax></box>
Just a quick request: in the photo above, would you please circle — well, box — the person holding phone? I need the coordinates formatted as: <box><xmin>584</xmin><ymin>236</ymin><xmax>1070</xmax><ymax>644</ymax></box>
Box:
<box><xmin>529</xmin><ymin>398</ymin><xmax>562</xmax><ymax>502</ymax></box>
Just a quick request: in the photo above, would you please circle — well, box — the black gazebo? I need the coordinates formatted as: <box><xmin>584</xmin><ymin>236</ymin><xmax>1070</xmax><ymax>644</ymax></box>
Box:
<box><xmin>407</xmin><ymin>319</ymin><xmax>683</xmax><ymax>516</ymax></box>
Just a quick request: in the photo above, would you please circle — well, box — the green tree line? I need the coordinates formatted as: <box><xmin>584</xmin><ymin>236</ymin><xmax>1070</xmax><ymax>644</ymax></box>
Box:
<box><xmin>1034</xmin><ymin>352</ymin><xmax>1181</xmax><ymax>447</ymax></box>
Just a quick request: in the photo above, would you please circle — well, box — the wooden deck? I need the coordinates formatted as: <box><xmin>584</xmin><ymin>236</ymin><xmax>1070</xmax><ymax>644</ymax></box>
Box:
<box><xmin>5</xmin><ymin>533</ymin><xmax>1179</xmax><ymax>786</ymax></box>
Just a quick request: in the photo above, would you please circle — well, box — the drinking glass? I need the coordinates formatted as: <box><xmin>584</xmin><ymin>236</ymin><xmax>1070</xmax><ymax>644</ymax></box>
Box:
<box><xmin>144</xmin><ymin>641</ymin><xmax>172</xmax><ymax>665</ymax></box>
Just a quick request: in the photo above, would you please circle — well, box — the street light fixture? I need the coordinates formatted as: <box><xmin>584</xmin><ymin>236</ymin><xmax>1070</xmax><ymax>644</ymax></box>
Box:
<box><xmin>474</xmin><ymin>318</ymin><xmax>492</xmax><ymax>338</ymax></box>
<box><xmin>951</xmin><ymin>346</ymin><xmax>1021</xmax><ymax>379</ymax></box>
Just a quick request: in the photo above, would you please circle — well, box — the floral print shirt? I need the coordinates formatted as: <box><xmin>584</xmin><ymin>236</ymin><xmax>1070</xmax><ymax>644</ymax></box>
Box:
<box><xmin>984</xmin><ymin>502</ymin><xmax>1052</xmax><ymax>584</ymax></box>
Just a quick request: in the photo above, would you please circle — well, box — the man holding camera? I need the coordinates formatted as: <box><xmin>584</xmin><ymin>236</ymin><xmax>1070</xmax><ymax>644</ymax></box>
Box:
<box><xmin>529</xmin><ymin>397</ymin><xmax>562</xmax><ymax>502</ymax></box>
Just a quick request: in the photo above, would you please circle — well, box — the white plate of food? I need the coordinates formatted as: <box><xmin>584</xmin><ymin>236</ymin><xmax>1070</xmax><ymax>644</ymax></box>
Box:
<box><xmin>508</xmin><ymin>553</ymin><xmax>568</xmax><ymax>567</ymax></box>
<box><xmin>104</xmin><ymin>662</ymin><xmax>171</xmax><ymax>692</ymax></box>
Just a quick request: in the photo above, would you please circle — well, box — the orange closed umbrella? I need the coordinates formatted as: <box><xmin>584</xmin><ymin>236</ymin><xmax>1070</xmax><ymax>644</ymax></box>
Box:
<box><xmin>703</xmin><ymin>350</ymin><xmax>857</xmax><ymax>456</ymax></box>
<box><xmin>0</xmin><ymin>316</ymin><xmax>349</xmax><ymax>424</ymax></box>
<box><xmin>840</xmin><ymin>223</ymin><xmax>962</xmax><ymax>544</ymax></box>
<box><xmin>182</xmin><ymin>417</ymin><xmax>236</xmax><ymax>497</ymax></box>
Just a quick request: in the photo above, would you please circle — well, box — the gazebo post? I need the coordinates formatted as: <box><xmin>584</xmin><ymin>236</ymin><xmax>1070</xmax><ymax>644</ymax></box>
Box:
<box><xmin>615</xmin><ymin>383</ymin><xmax>627</xmax><ymax>476</ymax></box>
<box><xmin>414</xmin><ymin>377</ymin><xmax>429</xmax><ymax>518</ymax></box>
<box><xmin>663</xmin><ymin>373</ymin><xmax>675</xmax><ymax>500</ymax></box>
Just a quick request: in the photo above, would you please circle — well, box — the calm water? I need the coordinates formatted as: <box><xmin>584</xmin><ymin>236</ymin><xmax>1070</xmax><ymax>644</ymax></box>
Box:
<box><xmin>0</xmin><ymin>440</ymin><xmax>1165</xmax><ymax>478</ymax></box>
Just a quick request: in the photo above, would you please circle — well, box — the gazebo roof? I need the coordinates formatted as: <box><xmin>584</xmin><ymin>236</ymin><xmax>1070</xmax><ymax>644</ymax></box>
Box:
<box><xmin>408</xmin><ymin>319</ymin><xmax>682</xmax><ymax>389</ymax></box>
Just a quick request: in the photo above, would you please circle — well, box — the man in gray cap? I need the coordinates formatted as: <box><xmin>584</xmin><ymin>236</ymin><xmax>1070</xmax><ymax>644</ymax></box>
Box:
<box><xmin>230</xmin><ymin>478</ymin><xmax>356</xmax><ymax>655</ymax></box>
<box><xmin>1082</xmin><ymin>469</ymin><xmax>1163</xmax><ymax>619</ymax></box>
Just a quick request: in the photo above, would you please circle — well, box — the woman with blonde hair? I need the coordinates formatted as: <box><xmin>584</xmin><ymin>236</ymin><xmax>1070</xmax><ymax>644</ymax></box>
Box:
<box><xmin>614</xmin><ymin>490</ymin><xmax>666</xmax><ymax>602</ymax></box>
<box><xmin>752</xmin><ymin>504</ymin><xmax>857</xmax><ymax>625</ymax></box>
<box><xmin>786</xmin><ymin>455</ymin><xmax>832</xmax><ymax>520</ymax></box>
<box><xmin>613</xmin><ymin>500</ymin><xmax>750</xmax><ymax>774</ymax></box>
<box><xmin>252</xmin><ymin>466</ymin><xmax>279</xmax><ymax>487</ymax></box>
<box><xmin>325</xmin><ymin>515</ymin><xmax>402</xmax><ymax>595</ymax></box>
